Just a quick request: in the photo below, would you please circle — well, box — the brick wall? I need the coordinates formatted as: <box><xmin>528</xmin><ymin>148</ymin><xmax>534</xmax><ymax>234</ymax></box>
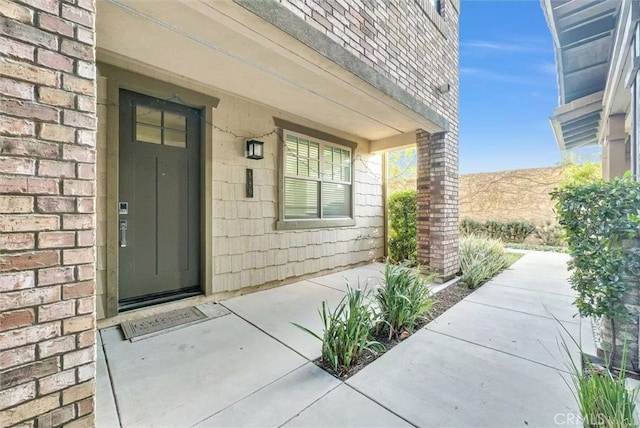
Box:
<box><xmin>280</xmin><ymin>0</ymin><xmax>459</xmax><ymax>121</ymax></box>
<box><xmin>0</xmin><ymin>0</ymin><xmax>97</xmax><ymax>426</ymax></box>
<box><xmin>417</xmin><ymin>131</ymin><xmax>459</xmax><ymax>279</ymax></box>
<box><xmin>279</xmin><ymin>0</ymin><xmax>461</xmax><ymax>278</ymax></box>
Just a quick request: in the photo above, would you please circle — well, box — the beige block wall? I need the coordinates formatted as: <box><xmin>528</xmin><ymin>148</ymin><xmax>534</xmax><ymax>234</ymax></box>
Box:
<box><xmin>459</xmin><ymin>167</ymin><xmax>563</xmax><ymax>224</ymax></box>
<box><xmin>95</xmin><ymin>64</ymin><xmax>384</xmax><ymax>319</ymax></box>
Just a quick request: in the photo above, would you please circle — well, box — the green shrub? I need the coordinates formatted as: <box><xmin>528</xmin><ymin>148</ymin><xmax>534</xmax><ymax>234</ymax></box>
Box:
<box><xmin>535</xmin><ymin>220</ymin><xmax>564</xmax><ymax>247</ymax></box>
<box><xmin>484</xmin><ymin>220</ymin><xmax>504</xmax><ymax>240</ymax></box>
<box><xmin>375</xmin><ymin>262</ymin><xmax>434</xmax><ymax>340</ymax></box>
<box><xmin>552</xmin><ymin>175</ymin><xmax>640</xmax><ymax>368</ymax></box>
<box><xmin>388</xmin><ymin>190</ymin><xmax>417</xmax><ymax>263</ymax></box>
<box><xmin>293</xmin><ymin>285</ymin><xmax>383</xmax><ymax>375</ymax></box>
<box><xmin>460</xmin><ymin>218</ymin><xmax>485</xmax><ymax>236</ymax></box>
<box><xmin>551</xmin><ymin>176</ymin><xmax>640</xmax><ymax>321</ymax></box>
<box><xmin>459</xmin><ymin>219</ymin><xmax>536</xmax><ymax>243</ymax></box>
<box><xmin>502</xmin><ymin>221</ymin><xmax>537</xmax><ymax>243</ymax></box>
<box><xmin>505</xmin><ymin>243</ymin><xmax>569</xmax><ymax>253</ymax></box>
<box><xmin>459</xmin><ymin>235</ymin><xmax>509</xmax><ymax>288</ymax></box>
<box><xmin>559</xmin><ymin>153</ymin><xmax>601</xmax><ymax>188</ymax></box>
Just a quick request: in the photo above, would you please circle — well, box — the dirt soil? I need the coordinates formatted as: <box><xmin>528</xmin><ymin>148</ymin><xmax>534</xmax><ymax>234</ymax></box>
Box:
<box><xmin>316</xmin><ymin>283</ymin><xmax>474</xmax><ymax>380</ymax></box>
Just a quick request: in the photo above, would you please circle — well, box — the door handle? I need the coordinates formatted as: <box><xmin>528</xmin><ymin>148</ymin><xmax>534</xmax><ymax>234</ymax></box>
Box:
<box><xmin>120</xmin><ymin>220</ymin><xmax>128</xmax><ymax>248</ymax></box>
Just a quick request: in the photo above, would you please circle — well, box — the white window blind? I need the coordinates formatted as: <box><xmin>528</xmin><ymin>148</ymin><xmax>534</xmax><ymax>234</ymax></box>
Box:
<box><xmin>284</xmin><ymin>132</ymin><xmax>352</xmax><ymax>220</ymax></box>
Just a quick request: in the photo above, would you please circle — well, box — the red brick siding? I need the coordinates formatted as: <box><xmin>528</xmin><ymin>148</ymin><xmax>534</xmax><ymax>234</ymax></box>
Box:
<box><xmin>0</xmin><ymin>0</ymin><xmax>97</xmax><ymax>426</ymax></box>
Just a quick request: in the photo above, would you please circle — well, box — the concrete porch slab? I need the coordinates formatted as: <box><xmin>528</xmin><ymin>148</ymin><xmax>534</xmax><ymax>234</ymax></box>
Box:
<box><xmin>194</xmin><ymin>363</ymin><xmax>340</xmax><ymax>427</ymax></box>
<box><xmin>282</xmin><ymin>384</ymin><xmax>412</xmax><ymax>427</ymax></box>
<box><xmin>490</xmin><ymin>271</ymin><xmax>575</xmax><ymax>296</ymax></box>
<box><xmin>221</xmin><ymin>280</ymin><xmax>346</xmax><ymax>360</ymax></box>
<box><xmin>503</xmin><ymin>251</ymin><xmax>571</xmax><ymax>278</ymax></box>
<box><xmin>347</xmin><ymin>329</ymin><xmax>578</xmax><ymax>427</ymax></box>
<box><xmin>96</xmin><ymin>335</ymin><xmax>120</xmax><ymax>428</ymax></box>
<box><xmin>308</xmin><ymin>265</ymin><xmax>385</xmax><ymax>292</ymax></box>
<box><xmin>426</xmin><ymin>300</ymin><xmax>580</xmax><ymax>371</ymax></box>
<box><xmin>101</xmin><ymin>314</ymin><xmax>307</xmax><ymax>427</ymax></box>
<box><xmin>465</xmin><ymin>282</ymin><xmax>578</xmax><ymax>323</ymax></box>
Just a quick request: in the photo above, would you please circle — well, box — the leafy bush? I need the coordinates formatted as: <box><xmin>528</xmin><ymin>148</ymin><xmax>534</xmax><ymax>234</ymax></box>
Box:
<box><xmin>376</xmin><ymin>262</ymin><xmax>433</xmax><ymax>340</ymax></box>
<box><xmin>551</xmin><ymin>176</ymin><xmax>640</xmax><ymax>321</ymax></box>
<box><xmin>552</xmin><ymin>175</ymin><xmax>640</xmax><ymax>368</ymax></box>
<box><xmin>459</xmin><ymin>235</ymin><xmax>509</xmax><ymax>288</ymax></box>
<box><xmin>535</xmin><ymin>220</ymin><xmax>564</xmax><ymax>247</ymax></box>
<box><xmin>505</xmin><ymin>242</ymin><xmax>569</xmax><ymax>253</ymax></box>
<box><xmin>459</xmin><ymin>219</ymin><xmax>536</xmax><ymax>243</ymax></box>
<box><xmin>293</xmin><ymin>285</ymin><xmax>382</xmax><ymax>375</ymax></box>
<box><xmin>388</xmin><ymin>190</ymin><xmax>417</xmax><ymax>263</ymax></box>
<box><xmin>559</xmin><ymin>153</ymin><xmax>601</xmax><ymax>188</ymax></box>
<box><xmin>460</xmin><ymin>218</ymin><xmax>484</xmax><ymax>236</ymax></box>
<box><xmin>484</xmin><ymin>220</ymin><xmax>503</xmax><ymax>240</ymax></box>
<box><xmin>502</xmin><ymin>221</ymin><xmax>537</xmax><ymax>243</ymax></box>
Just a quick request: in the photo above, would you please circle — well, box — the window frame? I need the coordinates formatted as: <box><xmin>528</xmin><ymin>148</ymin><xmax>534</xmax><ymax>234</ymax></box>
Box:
<box><xmin>275</xmin><ymin>120</ymin><xmax>357</xmax><ymax>230</ymax></box>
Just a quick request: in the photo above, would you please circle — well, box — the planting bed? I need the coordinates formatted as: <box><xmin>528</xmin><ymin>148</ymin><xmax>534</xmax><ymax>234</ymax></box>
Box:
<box><xmin>315</xmin><ymin>283</ymin><xmax>473</xmax><ymax>380</ymax></box>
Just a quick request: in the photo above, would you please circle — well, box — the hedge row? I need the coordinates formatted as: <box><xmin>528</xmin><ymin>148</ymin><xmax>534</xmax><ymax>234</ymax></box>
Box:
<box><xmin>459</xmin><ymin>219</ymin><xmax>536</xmax><ymax>243</ymax></box>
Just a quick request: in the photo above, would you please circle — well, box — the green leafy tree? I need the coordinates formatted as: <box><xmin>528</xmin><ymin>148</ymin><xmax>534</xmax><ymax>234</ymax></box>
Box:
<box><xmin>558</xmin><ymin>153</ymin><xmax>601</xmax><ymax>188</ymax></box>
<box><xmin>387</xmin><ymin>147</ymin><xmax>417</xmax><ymax>194</ymax></box>
<box><xmin>388</xmin><ymin>190</ymin><xmax>417</xmax><ymax>263</ymax></box>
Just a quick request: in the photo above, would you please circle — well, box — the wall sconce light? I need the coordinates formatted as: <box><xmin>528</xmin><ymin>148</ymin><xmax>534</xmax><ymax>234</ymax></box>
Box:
<box><xmin>437</xmin><ymin>83</ymin><xmax>451</xmax><ymax>94</ymax></box>
<box><xmin>246</xmin><ymin>140</ymin><xmax>264</xmax><ymax>160</ymax></box>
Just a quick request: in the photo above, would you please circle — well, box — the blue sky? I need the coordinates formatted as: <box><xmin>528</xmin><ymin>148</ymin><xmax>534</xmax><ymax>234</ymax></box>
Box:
<box><xmin>458</xmin><ymin>1</ymin><xmax>598</xmax><ymax>174</ymax></box>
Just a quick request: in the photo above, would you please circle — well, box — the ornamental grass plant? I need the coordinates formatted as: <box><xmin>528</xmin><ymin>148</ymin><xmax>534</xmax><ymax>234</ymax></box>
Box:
<box><xmin>459</xmin><ymin>235</ymin><xmax>510</xmax><ymax>288</ymax></box>
<box><xmin>292</xmin><ymin>285</ymin><xmax>383</xmax><ymax>375</ymax></box>
<box><xmin>375</xmin><ymin>262</ymin><xmax>433</xmax><ymax>340</ymax></box>
<box><xmin>556</xmin><ymin>317</ymin><xmax>639</xmax><ymax>428</ymax></box>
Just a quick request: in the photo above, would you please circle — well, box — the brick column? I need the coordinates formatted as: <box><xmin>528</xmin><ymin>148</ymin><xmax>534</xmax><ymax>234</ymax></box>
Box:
<box><xmin>416</xmin><ymin>130</ymin><xmax>459</xmax><ymax>280</ymax></box>
<box><xmin>0</xmin><ymin>1</ymin><xmax>97</xmax><ymax>427</ymax></box>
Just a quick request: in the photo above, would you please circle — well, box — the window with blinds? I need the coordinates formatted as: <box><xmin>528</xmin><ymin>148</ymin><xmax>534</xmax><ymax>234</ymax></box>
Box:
<box><xmin>284</xmin><ymin>132</ymin><xmax>352</xmax><ymax>220</ymax></box>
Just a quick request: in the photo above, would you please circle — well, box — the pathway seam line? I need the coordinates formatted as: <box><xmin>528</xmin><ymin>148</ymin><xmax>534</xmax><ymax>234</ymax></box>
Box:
<box><xmin>189</xmin><ymin>360</ymin><xmax>311</xmax><ymax>427</ymax></box>
<box><xmin>343</xmin><ymin>383</ymin><xmax>419</xmax><ymax>427</ymax></box>
<box><xmin>424</xmin><ymin>329</ymin><xmax>573</xmax><ymax>374</ymax></box>
<box><xmin>461</xmin><ymin>299</ymin><xmax>580</xmax><ymax>324</ymax></box>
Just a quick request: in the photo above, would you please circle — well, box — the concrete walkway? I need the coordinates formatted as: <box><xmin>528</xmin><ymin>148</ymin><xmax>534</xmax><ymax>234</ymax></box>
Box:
<box><xmin>97</xmin><ymin>252</ymin><xmax>581</xmax><ymax>427</ymax></box>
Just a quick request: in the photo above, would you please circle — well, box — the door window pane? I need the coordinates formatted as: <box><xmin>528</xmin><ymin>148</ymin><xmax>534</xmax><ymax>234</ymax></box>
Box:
<box><xmin>136</xmin><ymin>106</ymin><xmax>162</xmax><ymax>126</ymax></box>
<box><xmin>136</xmin><ymin>125</ymin><xmax>162</xmax><ymax>144</ymax></box>
<box><xmin>164</xmin><ymin>130</ymin><xmax>186</xmax><ymax>148</ymax></box>
<box><xmin>135</xmin><ymin>104</ymin><xmax>188</xmax><ymax>148</ymax></box>
<box><xmin>164</xmin><ymin>112</ymin><xmax>186</xmax><ymax>131</ymax></box>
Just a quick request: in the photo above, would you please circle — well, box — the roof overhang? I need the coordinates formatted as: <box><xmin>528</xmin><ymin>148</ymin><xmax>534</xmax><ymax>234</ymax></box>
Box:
<box><xmin>96</xmin><ymin>0</ymin><xmax>448</xmax><ymax>148</ymax></box>
<box><xmin>549</xmin><ymin>91</ymin><xmax>603</xmax><ymax>150</ymax></box>
<box><xmin>542</xmin><ymin>0</ymin><xmax>619</xmax><ymax>149</ymax></box>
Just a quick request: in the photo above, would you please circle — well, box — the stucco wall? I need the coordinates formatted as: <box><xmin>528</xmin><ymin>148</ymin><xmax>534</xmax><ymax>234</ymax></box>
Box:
<box><xmin>95</xmin><ymin>63</ymin><xmax>384</xmax><ymax>319</ymax></box>
<box><xmin>459</xmin><ymin>167</ymin><xmax>563</xmax><ymax>224</ymax></box>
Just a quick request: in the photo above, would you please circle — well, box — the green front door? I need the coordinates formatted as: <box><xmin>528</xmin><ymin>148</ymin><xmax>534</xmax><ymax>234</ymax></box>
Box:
<box><xmin>118</xmin><ymin>89</ymin><xmax>201</xmax><ymax>309</ymax></box>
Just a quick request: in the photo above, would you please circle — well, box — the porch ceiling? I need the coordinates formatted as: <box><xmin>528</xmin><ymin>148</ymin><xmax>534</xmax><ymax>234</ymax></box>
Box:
<box><xmin>542</xmin><ymin>0</ymin><xmax>619</xmax><ymax>149</ymax></box>
<box><xmin>96</xmin><ymin>0</ymin><xmax>446</xmax><ymax>143</ymax></box>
